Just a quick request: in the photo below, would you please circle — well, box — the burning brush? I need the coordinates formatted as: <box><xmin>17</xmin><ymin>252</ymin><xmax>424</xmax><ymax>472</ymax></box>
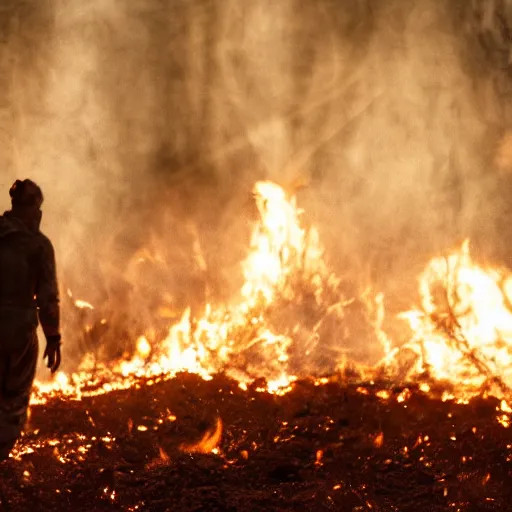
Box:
<box><xmin>9</xmin><ymin>179</ymin><xmax>512</xmax><ymax>511</ymax></box>
<box><xmin>29</xmin><ymin>180</ymin><xmax>512</xmax><ymax>410</ymax></box>
<box><xmin>397</xmin><ymin>240</ymin><xmax>512</xmax><ymax>401</ymax></box>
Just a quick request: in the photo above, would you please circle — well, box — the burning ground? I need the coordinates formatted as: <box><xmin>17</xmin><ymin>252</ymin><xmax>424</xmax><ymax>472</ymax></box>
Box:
<box><xmin>2</xmin><ymin>181</ymin><xmax>512</xmax><ymax>511</ymax></box>
<box><xmin>3</xmin><ymin>374</ymin><xmax>512</xmax><ymax>511</ymax></box>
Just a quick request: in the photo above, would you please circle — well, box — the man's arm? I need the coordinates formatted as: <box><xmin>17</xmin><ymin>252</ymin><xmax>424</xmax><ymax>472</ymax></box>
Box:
<box><xmin>36</xmin><ymin>235</ymin><xmax>60</xmax><ymax>339</ymax></box>
<box><xmin>36</xmin><ymin>235</ymin><xmax>61</xmax><ymax>373</ymax></box>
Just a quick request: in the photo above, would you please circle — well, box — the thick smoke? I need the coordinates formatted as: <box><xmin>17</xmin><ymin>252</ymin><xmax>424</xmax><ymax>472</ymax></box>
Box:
<box><xmin>0</xmin><ymin>0</ymin><xmax>511</xmax><ymax>372</ymax></box>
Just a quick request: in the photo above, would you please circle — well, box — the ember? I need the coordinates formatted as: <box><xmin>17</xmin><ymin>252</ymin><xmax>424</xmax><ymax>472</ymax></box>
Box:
<box><xmin>4</xmin><ymin>374</ymin><xmax>512</xmax><ymax>510</ymax></box>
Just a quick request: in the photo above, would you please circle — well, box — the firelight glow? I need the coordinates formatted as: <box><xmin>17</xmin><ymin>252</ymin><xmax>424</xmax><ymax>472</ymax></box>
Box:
<box><xmin>30</xmin><ymin>181</ymin><xmax>512</xmax><ymax>412</ymax></box>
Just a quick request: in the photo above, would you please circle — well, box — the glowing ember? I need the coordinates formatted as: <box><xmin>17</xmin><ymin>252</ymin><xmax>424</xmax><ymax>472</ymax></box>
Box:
<box><xmin>373</xmin><ymin>432</ymin><xmax>384</xmax><ymax>448</ymax></box>
<box><xmin>158</xmin><ymin>446</ymin><xmax>170</xmax><ymax>463</ymax></box>
<box><xmin>497</xmin><ymin>415</ymin><xmax>510</xmax><ymax>428</ymax></box>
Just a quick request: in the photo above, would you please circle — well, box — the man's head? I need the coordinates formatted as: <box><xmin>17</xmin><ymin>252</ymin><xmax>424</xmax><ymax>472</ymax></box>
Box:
<box><xmin>9</xmin><ymin>179</ymin><xmax>44</xmax><ymax>231</ymax></box>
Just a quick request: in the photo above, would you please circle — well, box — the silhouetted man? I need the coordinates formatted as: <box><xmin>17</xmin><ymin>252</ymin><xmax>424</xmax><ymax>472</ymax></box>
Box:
<box><xmin>0</xmin><ymin>179</ymin><xmax>61</xmax><ymax>459</ymax></box>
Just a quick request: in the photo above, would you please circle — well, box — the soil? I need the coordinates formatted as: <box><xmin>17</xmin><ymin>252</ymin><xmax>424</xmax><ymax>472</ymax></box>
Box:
<box><xmin>0</xmin><ymin>373</ymin><xmax>511</xmax><ymax>512</ymax></box>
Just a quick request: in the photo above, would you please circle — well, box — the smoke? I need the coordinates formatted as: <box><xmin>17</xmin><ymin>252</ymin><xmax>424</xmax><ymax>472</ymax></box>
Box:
<box><xmin>1</xmin><ymin>0</ymin><xmax>512</xmax><ymax>369</ymax></box>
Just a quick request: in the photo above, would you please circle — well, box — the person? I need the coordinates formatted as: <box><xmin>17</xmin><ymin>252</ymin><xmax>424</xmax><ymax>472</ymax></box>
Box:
<box><xmin>0</xmin><ymin>179</ymin><xmax>61</xmax><ymax>459</ymax></box>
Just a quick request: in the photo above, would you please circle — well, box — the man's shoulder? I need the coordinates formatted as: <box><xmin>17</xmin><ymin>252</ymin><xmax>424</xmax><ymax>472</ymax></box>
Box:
<box><xmin>34</xmin><ymin>231</ymin><xmax>55</xmax><ymax>254</ymax></box>
<box><xmin>35</xmin><ymin>231</ymin><xmax>52</xmax><ymax>243</ymax></box>
<box><xmin>0</xmin><ymin>213</ymin><xmax>25</xmax><ymax>238</ymax></box>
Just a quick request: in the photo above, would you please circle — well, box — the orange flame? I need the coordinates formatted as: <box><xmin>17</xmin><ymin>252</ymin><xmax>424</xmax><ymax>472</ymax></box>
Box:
<box><xmin>29</xmin><ymin>181</ymin><xmax>512</xmax><ymax>412</ymax></box>
<box><xmin>34</xmin><ymin>181</ymin><xmax>338</xmax><ymax>399</ymax></box>
<box><xmin>373</xmin><ymin>432</ymin><xmax>384</xmax><ymax>448</ymax></box>
<box><xmin>180</xmin><ymin>417</ymin><xmax>223</xmax><ymax>454</ymax></box>
<box><xmin>398</xmin><ymin>240</ymin><xmax>512</xmax><ymax>399</ymax></box>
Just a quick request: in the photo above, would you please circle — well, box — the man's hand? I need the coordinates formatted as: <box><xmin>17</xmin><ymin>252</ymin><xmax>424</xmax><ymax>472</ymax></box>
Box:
<box><xmin>44</xmin><ymin>335</ymin><xmax>62</xmax><ymax>373</ymax></box>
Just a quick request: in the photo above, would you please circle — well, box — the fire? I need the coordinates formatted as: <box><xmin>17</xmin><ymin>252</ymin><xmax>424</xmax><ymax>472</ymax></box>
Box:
<box><xmin>373</xmin><ymin>432</ymin><xmax>384</xmax><ymax>448</ymax></box>
<box><xmin>34</xmin><ymin>180</ymin><xmax>341</xmax><ymax>400</ymax></box>
<box><xmin>180</xmin><ymin>417</ymin><xmax>223</xmax><ymax>454</ymax></box>
<box><xmin>146</xmin><ymin>446</ymin><xmax>171</xmax><ymax>469</ymax></box>
<box><xmin>74</xmin><ymin>300</ymin><xmax>94</xmax><ymax>310</ymax></box>
<box><xmin>136</xmin><ymin>336</ymin><xmax>151</xmax><ymax>358</ymax></box>
<box><xmin>241</xmin><ymin>181</ymin><xmax>324</xmax><ymax>305</ymax></box>
<box><xmin>29</xmin><ymin>180</ymin><xmax>512</xmax><ymax>412</ymax></box>
<box><xmin>398</xmin><ymin>240</ymin><xmax>512</xmax><ymax>399</ymax></box>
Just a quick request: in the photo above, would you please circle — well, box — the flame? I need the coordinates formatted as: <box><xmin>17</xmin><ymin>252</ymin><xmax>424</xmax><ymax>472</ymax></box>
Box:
<box><xmin>180</xmin><ymin>417</ymin><xmax>223</xmax><ymax>454</ymax></box>
<box><xmin>18</xmin><ymin>178</ymin><xmax>512</xmax><ymax>470</ymax></box>
<box><xmin>34</xmin><ymin>180</ymin><xmax>343</xmax><ymax>400</ymax></box>
<box><xmin>29</xmin><ymin>180</ymin><xmax>512</xmax><ymax>415</ymax></box>
<box><xmin>501</xmin><ymin>400</ymin><xmax>512</xmax><ymax>413</ymax></box>
<box><xmin>135</xmin><ymin>336</ymin><xmax>151</xmax><ymax>358</ymax></box>
<box><xmin>241</xmin><ymin>181</ymin><xmax>323</xmax><ymax>305</ymax></box>
<box><xmin>146</xmin><ymin>445</ymin><xmax>171</xmax><ymax>469</ymax></box>
<box><xmin>398</xmin><ymin>240</ymin><xmax>512</xmax><ymax>399</ymax></box>
<box><xmin>158</xmin><ymin>446</ymin><xmax>170</xmax><ymax>462</ymax></box>
<box><xmin>75</xmin><ymin>300</ymin><xmax>94</xmax><ymax>310</ymax></box>
<box><xmin>373</xmin><ymin>432</ymin><xmax>384</xmax><ymax>448</ymax></box>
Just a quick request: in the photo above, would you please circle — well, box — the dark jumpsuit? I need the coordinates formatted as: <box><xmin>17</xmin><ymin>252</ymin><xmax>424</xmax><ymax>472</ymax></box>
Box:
<box><xmin>0</xmin><ymin>211</ymin><xmax>59</xmax><ymax>459</ymax></box>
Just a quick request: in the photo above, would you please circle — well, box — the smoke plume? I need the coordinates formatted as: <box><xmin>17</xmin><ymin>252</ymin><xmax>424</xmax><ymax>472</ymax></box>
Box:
<box><xmin>0</xmin><ymin>0</ymin><xmax>511</xmax><ymax>371</ymax></box>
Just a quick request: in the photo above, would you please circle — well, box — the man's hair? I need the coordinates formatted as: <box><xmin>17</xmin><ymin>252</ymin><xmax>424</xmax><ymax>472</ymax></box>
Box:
<box><xmin>9</xmin><ymin>179</ymin><xmax>43</xmax><ymax>209</ymax></box>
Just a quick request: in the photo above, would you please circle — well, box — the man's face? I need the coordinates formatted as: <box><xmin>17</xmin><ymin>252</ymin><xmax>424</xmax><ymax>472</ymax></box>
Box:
<box><xmin>22</xmin><ymin>204</ymin><xmax>43</xmax><ymax>230</ymax></box>
<box><xmin>32</xmin><ymin>206</ymin><xmax>42</xmax><ymax>225</ymax></box>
